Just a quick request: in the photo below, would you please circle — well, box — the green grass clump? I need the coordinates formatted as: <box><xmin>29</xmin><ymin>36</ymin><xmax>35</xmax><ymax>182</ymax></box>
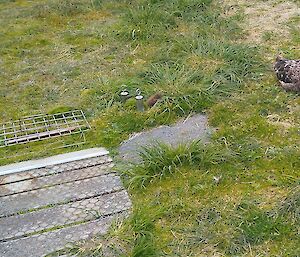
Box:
<box><xmin>49</xmin><ymin>207</ymin><xmax>160</xmax><ymax>257</ymax></box>
<box><xmin>124</xmin><ymin>141</ymin><xmax>230</xmax><ymax>188</ymax></box>
<box><xmin>221</xmin><ymin>202</ymin><xmax>294</xmax><ymax>255</ymax></box>
<box><xmin>277</xmin><ymin>185</ymin><xmax>300</xmax><ymax>223</ymax></box>
<box><xmin>121</xmin><ymin>4</ymin><xmax>176</xmax><ymax>42</ymax></box>
<box><xmin>35</xmin><ymin>0</ymin><xmax>102</xmax><ymax>17</ymax></box>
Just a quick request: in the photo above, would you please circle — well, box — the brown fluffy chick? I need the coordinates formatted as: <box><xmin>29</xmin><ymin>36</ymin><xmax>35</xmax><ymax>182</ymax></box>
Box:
<box><xmin>146</xmin><ymin>93</ymin><xmax>163</xmax><ymax>107</ymax></box>
<box><xmin>274</xmin><ymin>55</ymin><xmax>300</xmax><ymax>92</ymax></box>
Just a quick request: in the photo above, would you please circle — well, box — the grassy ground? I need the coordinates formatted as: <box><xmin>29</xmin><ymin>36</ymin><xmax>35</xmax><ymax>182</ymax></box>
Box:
<box><xmin>0</xmin><ymin>0</ymin><xmax>263</xmax><ymax>163</ymax></box>
<box><xmin>1</xmin><ymin>0</ymin><xmax>299</xmax><ymax>256</ymax></box>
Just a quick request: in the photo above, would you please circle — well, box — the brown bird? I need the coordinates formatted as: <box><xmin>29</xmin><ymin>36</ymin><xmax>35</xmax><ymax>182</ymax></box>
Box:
<box><xmin>274</xmin><ymin>56</ymin><xmax>300</xmax><ymax>92</ymax></box>
<box><xmin>146</xmin><ymin>93</ymin><xmax>163</xmax><ymax>107</ymax></box>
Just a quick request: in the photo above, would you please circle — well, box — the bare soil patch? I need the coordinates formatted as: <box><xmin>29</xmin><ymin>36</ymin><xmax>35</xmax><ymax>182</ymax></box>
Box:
<box><xmin>224</xmin><ymin>0</ymin><xmax>300</xmax><ymax>44</ymax></box>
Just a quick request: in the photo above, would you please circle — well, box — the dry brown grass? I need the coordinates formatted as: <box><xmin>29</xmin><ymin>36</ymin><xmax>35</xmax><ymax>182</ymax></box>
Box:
<box><xmin>223</xmin><ymin>0</ymin><xmax>300</xmax><ymax>57</ymax></box>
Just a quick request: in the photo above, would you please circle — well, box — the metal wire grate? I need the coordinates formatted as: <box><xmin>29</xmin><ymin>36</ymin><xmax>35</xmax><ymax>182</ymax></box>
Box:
<box><xmin>0</xmin><ymin>110</ymin><xmax>91</xmax><ymax>148</ymax></box>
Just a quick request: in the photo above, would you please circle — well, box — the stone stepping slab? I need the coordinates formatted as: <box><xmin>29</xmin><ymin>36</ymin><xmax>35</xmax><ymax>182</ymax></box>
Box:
<box><xmin>0</xmin><ymin>190</ymin><xmax>131</xmax><ymax>242</ymax></box>
<box><xmin>0</xmin><ymin>148</ymin><xmax>132</xmax><ymax>257</ymax></box>
<box><xmin>118</xmin><ymin>114</ymin><xmax>211</xmax><ymax>162</ymax></box>
<box><xmin>0</xmin><ymin>148</ymin><xmax>110</xmax><ymax>177</ymax></box>
<box><xmin>0</xmin><ymin>173</ymin><xmax>123</xmax><ymax>217</ymax></box>
<box><xmin>0</xmin><ymin>154</ymin><xmax>112</xmax><ymax>185</ymax></box>
<box><xmin>0</xmin><ymin>214</ymin><xmax>124</xmax><ymax>257</ymax></box>
<box><xmin>0</xmin><ymin>161</ymin><xmax>114</xmax><ymax>197</ymax></box>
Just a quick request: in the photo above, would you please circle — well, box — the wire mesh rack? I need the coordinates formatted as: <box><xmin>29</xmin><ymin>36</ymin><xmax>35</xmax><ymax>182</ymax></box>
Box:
<box><xmin>0</xmin><ymin>110</ymin><xmax>91</xmax><ymax>148</ymax></box>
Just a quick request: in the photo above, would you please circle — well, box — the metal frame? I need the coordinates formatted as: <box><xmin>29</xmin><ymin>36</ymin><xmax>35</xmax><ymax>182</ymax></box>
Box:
<box><xmin>0</xmin><ymin>110</ymin><xmax>91</xmax><ymax>148</ymax></box>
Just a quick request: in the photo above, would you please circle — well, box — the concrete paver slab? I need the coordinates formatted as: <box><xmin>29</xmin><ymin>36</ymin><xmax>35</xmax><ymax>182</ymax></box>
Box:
<box><xmin>0</xmin><ymin>190</ymin><xmax>131</xmax><ymax>242</ymax></box>
<box><xmin>0</xmin><ymin>155</ymin><xmax>111</xmax><ymax>185</ymax></box>
<box><xmin>0</xmin><ymin>161</ymin><xmax>114</xmax><ymax>197</ymax></box>
<box><xmin>0</xmin><ymin>149</ymin><xmax>131</xmax><ymax>257</ymax></box>
<box><xmin>0</xmin><ymin>214</ymin><xmax>123</xmax><ymax>257</ymax></box>
<box><xmin>0</xmin><ymin>173</ymin><xmax>122</xmax><ymax>217</ymax></box>
<box><xmin>0</xmin><ymin>148</ymin><xmax>109</xmax><ymax>176</ymax></box>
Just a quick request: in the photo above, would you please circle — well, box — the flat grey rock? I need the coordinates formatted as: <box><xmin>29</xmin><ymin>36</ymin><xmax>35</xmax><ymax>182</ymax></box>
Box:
<box><xmin>118</xmin><ymin>114</ymin><xmax>211</xmax><ymax>162</ymax></box>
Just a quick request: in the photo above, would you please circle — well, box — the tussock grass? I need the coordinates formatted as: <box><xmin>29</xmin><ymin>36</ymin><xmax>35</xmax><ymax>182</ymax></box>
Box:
<box><xmin>121</xmin><ymin>4</ymin><xmax>176</xmax><ymax>42</ymax></box>
<box><xmin>123</xmin><ymin>141</ymin><xmax>231</xmax><ymax>188</ymax></box>
<box><xmin>277</xmin><ymin>185</ymin><xmax>300</xmax><ymax>223</ymax></box>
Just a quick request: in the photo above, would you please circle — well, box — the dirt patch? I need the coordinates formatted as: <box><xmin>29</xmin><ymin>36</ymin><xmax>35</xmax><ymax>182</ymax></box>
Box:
<box><xmin>224</xmin><ymin>0</ymin><xmax>300</xmax><ymax>45</ymax></box>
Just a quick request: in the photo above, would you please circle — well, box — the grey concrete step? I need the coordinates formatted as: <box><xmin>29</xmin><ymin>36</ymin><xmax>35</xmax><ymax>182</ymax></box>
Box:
<box><xmin>0</xmin><ymin>147</ymin><xmax>109</xmax><ymax>176</ymax></box>
<box><xmin>0</xmin><ymin>214</ymin><xmax>125</xmax><ymax>257</ymax></box>
<box><xmin>0</xmin><ymin>154</ymin><xmax>111</xmax><ymax>185</ymax></box>
<box><xmin>0</xmin><ymin>190</ymin><xmax>131</xmax><ymax>242</ymax></box>
<box><xmin>0</xmin><ymin>173</ymin><xmax>123</xmax><ymax>217</ymax></box>
<box><xmin>0</xmin><ymin>161</ymin><xmax>114</xmax><ymax>197</ymax></box>
<box><xmin>0</xmin><ymin>148</ymin><xmax>132</xmax><ymax>257</ymax></box>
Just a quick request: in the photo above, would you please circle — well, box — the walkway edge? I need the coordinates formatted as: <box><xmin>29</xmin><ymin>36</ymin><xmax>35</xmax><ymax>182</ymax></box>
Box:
<box><xmin>0</xmin><ymin>148</ymin><xmax>109</xmax><ymax>176</ymax></box>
